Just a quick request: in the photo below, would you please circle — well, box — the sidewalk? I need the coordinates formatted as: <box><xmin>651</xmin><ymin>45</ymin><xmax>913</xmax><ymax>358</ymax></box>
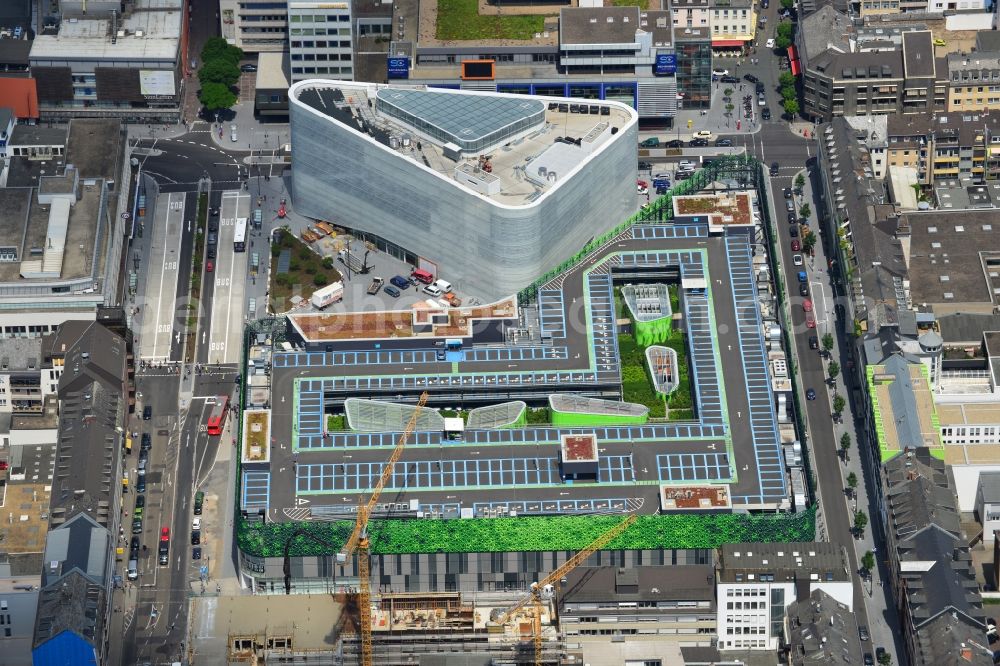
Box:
<box><xmin>800</xmin><ymin>169</ymin><xmax>902</xmax><ymax>662</ymax></box>
<box><xmin>674</xmin><ymin>83</ymin><xmax>764</xmax><ymax>136</ymax></box>
<box><xmin>208</xmin><ymin>101</ymin><xmax>290</xmax><ymax>153</ymax></box>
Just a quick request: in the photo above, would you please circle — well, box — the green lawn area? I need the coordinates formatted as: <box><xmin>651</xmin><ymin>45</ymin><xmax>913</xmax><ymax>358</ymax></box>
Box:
<box><xmin>436</xmin><ymin>0</ymin><xmax>544</xmax><ymax>41</ymax></box>
<box><xmin>326</xmin><ymin>414</ymin><xmax>346</xmax><ymax>431</ymax></box>
<box><xmin>610</xmin><ymin>0</ymin><xmax>649</xmax><ymax>7</ymax></box>
<box><xmin>269</xmin><ymin>229</ymin><xmax>342</xmax><ymax>310</ymax></box>
<box><xmin>614</xmin><ymin>286</ymin><xmax>694</xmax><ymax>419</ymax></box>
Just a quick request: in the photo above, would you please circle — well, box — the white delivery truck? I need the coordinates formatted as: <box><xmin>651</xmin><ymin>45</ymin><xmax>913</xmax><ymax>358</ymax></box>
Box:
<box><xmin>310</xmin><ymin>281</ymin><xmax>345</xmax><ymax>309</ymax></box>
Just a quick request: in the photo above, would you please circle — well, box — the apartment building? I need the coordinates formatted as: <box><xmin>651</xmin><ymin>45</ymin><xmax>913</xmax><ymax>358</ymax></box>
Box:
<box><xmin>669</xmin><ymin>0</ymin><xmax>711</xmax><ymax>30</ymax></box>
<box><xmin>30</xmin><ymin>320</ymin><xmax>130</xmax><ymax>665</ymax></box>
<box><xmin>799</xmin><ymin>9</ymin><xmax>945</xmax><ymax>122</ymax></box>
<box><xmin>881</xmin><ymin>449</ymin><xmax>992</xmax><ymax>666</ymax></box>
<box><xmin>948</xmin><ymin>51</ymin><xmax>1000</xmax><ymax>112</ymax></box>
<box><xmin>558</xmin><ymin>565</ymin><xmax>716</xmax><ymax>660</ymax></box>
<box><xmin>708</xmin><ymin>0</ymin><xmax>755</xmax><ymax>55</ymax></box>
<box><xmin>784</xmin><ymin>589</ymin><xmax>863</xmax><ymax>666</ymax></box>
<box><xmin>715</xmin><ymin>542</ymin><xmax>852</xmax><ymax>651</ymax></box>
<box><xmin>860</xmin><ymin>0</ymin><xmax>985</xmax><ymax>14</ymax></box>
<box><xmin>884</xmin><ymin>112</ymin><xmax>1000</xmax><ymax>185</ymax></box>
<box><xmin>288</xmin><ymin>1</ymin><xmax>354</xmax><ymax>82</ymax></box>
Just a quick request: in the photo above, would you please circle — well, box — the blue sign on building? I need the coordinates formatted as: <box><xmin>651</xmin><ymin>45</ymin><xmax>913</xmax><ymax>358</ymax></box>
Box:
<box><xmin>387</xmin><ymin>57</ymin><xmax>411</xmax><ymax>79</ymax></box>
<box><xmin>655</xmin><ymin>53</ymin><xmax>677</xmax><ymax>76</ymax></box>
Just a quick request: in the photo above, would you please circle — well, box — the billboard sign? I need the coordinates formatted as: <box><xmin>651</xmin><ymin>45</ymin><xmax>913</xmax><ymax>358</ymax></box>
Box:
<box><xmin>387</xmin><ymin>57</ymin><xmax>410</xmax><ymax>79</ymax></box>
<box><xmin>655</xmin><ymin>53</ymin><xmax>677</xmax><ymax>76</ymax></box>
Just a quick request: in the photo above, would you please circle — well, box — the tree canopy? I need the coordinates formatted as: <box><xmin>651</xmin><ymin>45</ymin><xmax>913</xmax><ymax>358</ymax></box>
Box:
<box><xmin>199</xmin><ymin>82</ymin><xmax>237</xmax><ymax>112</ymax></box>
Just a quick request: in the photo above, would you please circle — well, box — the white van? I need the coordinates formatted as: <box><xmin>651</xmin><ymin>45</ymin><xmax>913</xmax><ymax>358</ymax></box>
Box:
<box><xmin>127</xmin><ymin>559</ymin><xmax>139</xmax><ymax>580</ymax></box>
<box><xmin>434</xmin><ymin>279</ymin><xmax>453</xmax><ymax>293</ymax></box>
<box><xmin>423</xmin><ymin>284</ymin><xmax>443</xmax><ymax>298</ymax></box>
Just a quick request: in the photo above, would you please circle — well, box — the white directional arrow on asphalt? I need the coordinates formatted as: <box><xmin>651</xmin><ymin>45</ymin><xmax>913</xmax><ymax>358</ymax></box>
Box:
<box><xmin>202</xmin><ymin>331</ymin><xmax>206</xmax><ymax>345</ymax></box>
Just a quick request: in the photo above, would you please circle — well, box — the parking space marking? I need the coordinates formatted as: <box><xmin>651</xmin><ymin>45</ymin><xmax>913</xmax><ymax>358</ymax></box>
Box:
<box><xmin>242</xmin><ymin>471</ymin><xmax>271</xmax><ymax>511</ymax></box>
<box><xmin>657</xmin><ymin>452</ymin><xmax>732</xmax><ymax>482</ymax></box>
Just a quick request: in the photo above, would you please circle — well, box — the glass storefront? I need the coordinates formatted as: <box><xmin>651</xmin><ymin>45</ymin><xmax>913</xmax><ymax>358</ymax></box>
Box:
<box><xmin>676</xmin><ymin>42</ymin><xmax>712</xmax><ymax>110</ymax></box>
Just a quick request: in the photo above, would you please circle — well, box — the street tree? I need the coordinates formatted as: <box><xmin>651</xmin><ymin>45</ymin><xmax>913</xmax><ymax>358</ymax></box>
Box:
<box><xmin>782</xmin><ymin>98</ymin><xmax>800</xmax><ymax>117</ymax></box>
<box><xmin>827</xmin><ymin>361</ymin><xmax>840</xmax><ymax>380</ymax></box>
<box><xmin>840</xmin><ymin>432</ymin><xmax>852</xmax><ymax>457</ymax></box>
<box><xmin>781</xmin><ymin>0</ymin><xmax>794</xmax><ymax>8</ymax></box>
<box><xmin>794</xmin><ymin>172</ymin><xmax>806</xmax><ymax>190</ymax></box>
<box><xmin>832</xmin><ymin>394</ymin><xmax>846</xmax><ymax>415</ymax></box>
<box><xmin>846</xmin><ymin>471</ymin><xmax>858</xmax><ymax>494</ymax></box>
<box><xmin>198</xmin><ymin>82</ymin><xmax>237</xmax><ymax>113</ymax></box>
<box><xmin>801</xmin><ymin>230</ymin><xmax>816</xmax><ymax>253</ymax></box>
<box><xmin>776</xmin><ymin>22</ymin><xmax>794</xmax><ymax>50</ymax></box>
<box><xmin>799</xmin><ymin>203</ymin><xmax>811</xmax><ymax>219</ymax></box>
<box><xmin>725</xmin><ymin>103</ymin><xmax>735</xmax><ymax>116</ymax></box>
<box><xmin>201</xmin><ymin>37</ymin><xmax>243</xmax><ymax>67</ymax></box>
<box><xmin>878</xmin><ymin>652</ymin><xmax>892</xmax><ymax>666</ymax></box>
<box><xmin>198</xmin><ymin>59</ymin><xmax>240</xmax><ymax>88</ymax></box>
<box><xmin>822</xmin><ymin>332</ymin><xmax>835</xmax><ymax>353</ymax></box>
<box><xmin>853</xmin><ymin>510</ymin><xmax>868</xmax><ymax>535</ymax></box>
<box><xmin>862</xmin><ymin>550</ymin><xmax>875</xmax><ymax>575</ymax></box>
<box><xmin>724</xmin><ymin>87</ymin><xmax>734</xmax><ymax>97</ymax></box>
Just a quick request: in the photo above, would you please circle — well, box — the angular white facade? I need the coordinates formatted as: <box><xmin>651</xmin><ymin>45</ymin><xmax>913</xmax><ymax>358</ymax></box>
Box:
<box><xmin>289</xmin><ymin>81</ymin><xmax>639</xmax><ymax>301</ymax></box>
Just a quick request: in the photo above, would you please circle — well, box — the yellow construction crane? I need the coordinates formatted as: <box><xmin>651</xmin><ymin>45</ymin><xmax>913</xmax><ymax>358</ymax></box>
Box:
<box><xmin>338</xmin><ymin>391</ymin><xmax>429</xmax><ymax>666</ymax></box>
<box><xmin>496</xmin><ymin>514</ymin><xmax>637</xmax><ymax>666</ymax></box>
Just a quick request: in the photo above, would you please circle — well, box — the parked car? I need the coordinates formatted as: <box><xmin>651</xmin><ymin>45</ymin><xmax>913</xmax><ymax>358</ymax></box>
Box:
<box><xmin>720</xmin><ymin>75</ymin><xmax>740</xmax><ymax>84</ymax></box>
<box><xmin>666</xmin><ymin>139</ymin><xmax>685</xmax><ymax>148</ymax></box>
<box><xmin>799</xmin><ymin>283</ymin><xmax>809</xmax><ymax>297</ymax></box>
<box><xmin>132</xmin><ymin>517</ymin><xmax>143</xmax><ymax>534</ymax></box>
<box><xmin>770</xmin><ymin>162</ymin><xmax>780</xmax><ymax>176</ymax></box>
<box><xmin>756</xmin><ymin>82</ymin><xmax>766</xmax><ymax>94</ymax></box>
<box><xmin>206</xmin><ymin>261</ymin><xmax>214</xmax><ymax>272</ymax></box>
<box><xmin>689</xmin><ymin>138</ymin><xmax>709</xmax><ymax>147</ymax></box>
<box><xmin>715</xmin><ymin>138</ymin><xmax>733</xmax><ymax>147</ymax></box>
<box><xmin>638</xmin><ymin>161</ymin><xmax>652</xmax><ymax>170</ymax></box>
<box><xmin>692</xmin><ymin>130</ymin><xmax>713</xmax><ymax>139</ymax></box>
<box><xmin>793</xmin><ymin>254</ymin><xmax>804</xmax><ymax>266</ymax></box>
<box><xmin>789</xmin><ymin>225</ymin><xmax>799</xmax><ymax>237</ymax></box>
<box><xmin>784</xmin><ymin>187</ymin><xmax>793</xmax><ymax>199</ymax></box>
<box><xmin>711</xmin><ymin>68</ymin><xmax>729</xmax><ymax>78</ymax></box>
<box><xmin>762</xmin><ymin>108</ymin><xmax>772</xmax><ymax>120</ymax></box>
<box><xmin>788</xmin><ymin>213</ymin><xmax>797</xmax><ymax>224</ymax></box>
<box><xmin>194</xmin><ymin>491</ymin><xmax>204</xmax><ymax>515</ymax></box>
<box><xmin>192</xmin><ymin>546</ymin><xmax>202</xmax><ymax>560</ymax></box>
<box><xmin>805</xmin><ymin>312</ymin><xmax>816</xmax><ymax>328</ymax></box>
<box><xmin>143</xmin><ymin>405</ymin><xmax>152</xmax><ymax>421</ymax></box>
<box><xmin>141</xmin><ymin>432</ymin><xmax>151</xmax><ymax>450</ymax></box>
<box><xmin>240</xmin><ymin>63</ymin><xmax>257</xmax><ymax>72</ymax></box>
<box><xmin>743</xmin><ymin>73</ymin><xmax>759</xmax><ymax>83</ymax></box>
<box><xmin>207</xmin><ymin>246</ymin><xmax>216</xmax><ymax>259</ymax></box>
<box><xmin>384</xmin><ymin>285</ymin><xmax>400</xmax><ymax>298</ymax></box>
<box><xmin>863</xmin><ymin>654</ymin><xmax>874</xmax><ymax>666</ymax></box>
<box><xmin>790</xmin><ymin>239</ymin><xmax>801</xmax><ymax>251</ymax></box>
<box><xmin>875</xmin><ymin>647</ymin><xmax>886</xmax><ymax>662</ymax></box>
<box><xmin>802</xmin><ymin>298</ymin><xmax>813</xmax><ymax>312</ymax></box>
<box><xmin>766</xmin><ymin>38</ymin><xmax>776</xmax><ymax>48</ymax></box>
<box><xmin>654</xmin><ymin>172</ymin><xmax>673</xmax><ymax>180</ymax></box>
<box><xmin>191</xmin><ymin>530</ymin><xmax>201</xmax><ymax>545</ymax></box>
<box><xmin>859</xmin><ymin>625</ymin><xmax>870</xmax><ymax>642</ymax></box>
<box><xmin>136</xmin><ymin>494</ymin><xmax>145</xmax><ymax>508</ymax></box>
<box><xmin>136</xmin><ymin>471</ymin><xmax>146</xmax><ymax>493</ymax></box>
<box><xmin>809</xmin><ymin>335</ymin><xmax>819</xmax><ymax>350</ymax></box>
<box><xmin>806</xmin><ymin>388</ymin><xmax>817</xmax><ymax>400</ymax></box>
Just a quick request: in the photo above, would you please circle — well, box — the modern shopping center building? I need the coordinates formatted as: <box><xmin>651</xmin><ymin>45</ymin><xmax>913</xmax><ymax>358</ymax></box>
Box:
<box><xmin>289</xmin><ymin>80</ymin><xmax>639</xmax><ymax>301</ymax></box>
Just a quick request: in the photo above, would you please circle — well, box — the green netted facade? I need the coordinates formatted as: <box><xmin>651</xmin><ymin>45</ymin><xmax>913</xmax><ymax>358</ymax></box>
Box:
<box><xmin>237</xmin><ymin>508</ymin><xmax>815</xmax><ymax>558</ymax></box>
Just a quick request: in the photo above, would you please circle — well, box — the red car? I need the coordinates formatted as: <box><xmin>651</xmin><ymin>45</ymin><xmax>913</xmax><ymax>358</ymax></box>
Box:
<box><xmin>160</xmin><ymin>526</ymin><xmax>170</xmax><ymax>541</ymax></box>
<box><xmin>206</xmin><ymin>261</ymin><xmax>214</xmax><ymax>273</ymax></box>
<box><xmin>790</xmin><ymin>239</ymin><xmax>801</xmax><ymax>251</ymax></box>
<box><xmin>802</xmin><ymin>298</ymin><xmax>813</xmax><ymax>312</ymax></box>
<box><xmin>805</xmin><ymin>312</ymin><xmax>816</xmax><ymax>328</ymax></box>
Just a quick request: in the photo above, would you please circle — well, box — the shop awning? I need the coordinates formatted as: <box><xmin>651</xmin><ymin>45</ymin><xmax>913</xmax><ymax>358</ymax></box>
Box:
<box><xmin>790</xmin><ymin>59</ymin><xmax>801</xmax><ymax>76</ymax></box>
<box><xmin>787</xmin><ymin>45</ymin><xmax>797</xmax><ymax>61</ymax></box>
<box><xmin>712</xmin><ymin>39</ymin><xmax>745</xmax><ymax>48</ymax></box>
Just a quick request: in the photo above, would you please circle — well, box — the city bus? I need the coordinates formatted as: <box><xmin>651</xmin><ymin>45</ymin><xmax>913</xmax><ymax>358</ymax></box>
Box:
<box><xmin>206</xmin><ymin>395</ymin><xmax>230</xmax><ymax>436</ymax></box>
<box><xmin>234</xmin><ymin>217</ymin><xmax>248</xmax><ymax>252</ymax></box>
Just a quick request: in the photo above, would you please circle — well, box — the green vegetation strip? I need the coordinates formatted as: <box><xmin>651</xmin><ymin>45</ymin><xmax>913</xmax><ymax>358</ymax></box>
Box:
<box><xmin>436</xmin><ymin>0</ymin><xmax>544</xmax><ymax>41</ymax></box>
<box><xmin>238</xmin><ymin>508</ymin><xmax>815</xmax><ymax>558</ymax></box>
<box><xmin>269</xmin><ymin>228</ymin><xmax>343</xmax><ymax>309</ymax></box>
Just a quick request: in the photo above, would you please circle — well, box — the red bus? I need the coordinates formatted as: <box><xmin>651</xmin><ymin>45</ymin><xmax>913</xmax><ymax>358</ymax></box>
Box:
<box><xmin>207</xmin><ymin>395</ymin><xmax>230</xmax><ymax>436</ymax></box>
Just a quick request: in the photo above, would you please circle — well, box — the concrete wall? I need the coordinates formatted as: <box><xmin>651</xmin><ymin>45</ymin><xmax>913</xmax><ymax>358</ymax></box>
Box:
<box><xmin>289</xmin><ymin>85</ymin><xmax>638</xmax><ymax>302</ymax></box>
